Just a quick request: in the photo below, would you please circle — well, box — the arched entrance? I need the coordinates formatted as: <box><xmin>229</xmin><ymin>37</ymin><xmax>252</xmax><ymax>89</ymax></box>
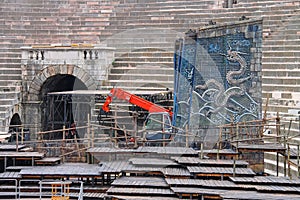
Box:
<box><xmin>40</xmin><ymin>74</ymin><xmax>88</xmax><ymax>140</ymax></box>
<box><xmin>8</xmin><ymin>113</ymin><xmax>22</xmax><ymax>142</ymax></box>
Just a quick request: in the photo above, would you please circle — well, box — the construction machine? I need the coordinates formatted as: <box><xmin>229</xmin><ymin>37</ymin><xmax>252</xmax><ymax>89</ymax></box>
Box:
<box><xmin>101</xmin><ymin>88</ymin><xmax>174</xmax><ymax>143</ymax></box>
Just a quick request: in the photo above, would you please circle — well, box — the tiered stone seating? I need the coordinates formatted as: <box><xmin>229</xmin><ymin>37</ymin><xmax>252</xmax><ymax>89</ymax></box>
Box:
<box><xmin>262</xmin><ymin>12</ymin><xmax>300</xmax><ymax>114</ymax></box>
<box><xmin>1</xmin><ymin>0</ymin><xmax>300</xmax><ymax>142</ymax></box>
<box><xmin>0</xmin><ymin>0</ymin><xmax>117</xmax><ymax>132</ymax></box>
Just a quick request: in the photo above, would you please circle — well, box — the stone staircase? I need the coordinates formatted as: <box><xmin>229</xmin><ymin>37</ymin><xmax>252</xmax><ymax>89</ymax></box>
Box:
<box><xmin>0</xmin><ymin>0</ymin><xmax>117</xmax><ymax>134</ymax></box>
<box><xmin>1</xmin><ymin>0</ymin><xmax>300</xmax><ymax>141</ymax></box>
<box><xmin>262</xmin><ymin>11</ymin><xmax>300</xmax><ymax>133</ymax></box>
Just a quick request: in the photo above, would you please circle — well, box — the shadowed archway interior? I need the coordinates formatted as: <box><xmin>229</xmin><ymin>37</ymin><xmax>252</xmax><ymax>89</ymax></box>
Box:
<box><xmin>40</xmin><ymin>74</ymin><xmax>88</xmax><ymax>139</ymax></box>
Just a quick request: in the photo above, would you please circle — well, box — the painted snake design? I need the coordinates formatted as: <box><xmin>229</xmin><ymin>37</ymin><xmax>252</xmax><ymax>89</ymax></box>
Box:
<box><xmin>225</xmin><ymin>47</ymin><xmax>252</xmax><ymax>85</ymax></box>
<box><xmin>195</xmin><ymin>45</ymin><xmax>251</xmax><ymax>115</ymax></box>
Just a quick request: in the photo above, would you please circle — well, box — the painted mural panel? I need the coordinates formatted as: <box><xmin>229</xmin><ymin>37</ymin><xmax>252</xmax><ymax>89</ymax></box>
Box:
<box><xmin>173</xmin><ymin>19</ymin><xmax>262</xmax><ymax>146</ymax></box>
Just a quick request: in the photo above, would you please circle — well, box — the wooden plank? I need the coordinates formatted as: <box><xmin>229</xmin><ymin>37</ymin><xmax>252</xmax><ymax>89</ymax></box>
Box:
<box><xmin>233</xmin><ymin>143</ymin><xmax>286</xmax><ymax>152</ymax></box>
<box><xmin>0</xmin><ymin>171</ymin><xmax>20</xmax><ymax>179</ymax></box>
<box><xmin>112</xmin><ymin>176</ymin><xmax>168</xmax><ymax>188</ymax></box>
<box><xmin>230</xmin><ymin>176</ymin><xmax>300</xmax><ymax>186</ymax></box>
<box><xmin>35</xmin><ymin>157</ymin><xmax>61</xmax><ymax>165</ymax></box>
<box><xmin>166</xmin><ymin>178</ymin><xmax>236</xmax><ymax>188</ymax></box>
<box><xmin>87</xmin><ymin>146</ymin><xmax>198</xmax><ymax>156</ymax></box>
<box><xmin>0</xmin><ymin>151</ymin><xmax>44</xmax><ymax>158</ymax></box>
<box><xmin>129</xmin><ymin>158</ymin><xmax>179</xmax><ymax>167</ymax></box>
<box><xmin>187</xmin><ymin>166</ymin><xmax>255</xmax><ymax>176</ymax></box>
<box><xmin>107</xmin><ymin>186</ymin><xmax>175</xmax><ymax>196</ymax></box>
<box><xmin>162</xmin><ymin>168</ymin><xmax>190</xmax><ymax>177</ymax></box>
<box><xmin>0</xmin><ymin>144</ymin><xmax>27</xmax><ymax>151</ymax></box>
<box><xmin>19</xmin><ymin>163</ymin><xmax>101</xmax><ymax>176</ymax></box>
<box><xmin>109</xmin><ymin>195</ymin><xmax>179</xmax><ymax>200</ymax></box>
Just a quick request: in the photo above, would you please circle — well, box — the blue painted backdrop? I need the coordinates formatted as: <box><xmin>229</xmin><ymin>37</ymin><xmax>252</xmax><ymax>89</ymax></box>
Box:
<box><xmin>173</xmin><ymin>25</ymin><xmax>261</xmax><ymax>134</ymax></box>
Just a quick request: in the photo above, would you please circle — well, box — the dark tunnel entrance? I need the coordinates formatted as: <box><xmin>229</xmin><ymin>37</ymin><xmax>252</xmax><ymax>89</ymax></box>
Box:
<box><xmin>40</xmin><ymin>74</ymin><xmax>89</xmax><ymax>140</ymax></box>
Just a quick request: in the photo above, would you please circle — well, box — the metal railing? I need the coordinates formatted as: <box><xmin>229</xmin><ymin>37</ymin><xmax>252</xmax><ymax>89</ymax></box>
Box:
<box><xmin>18</xmin><ymin>179</ymin><xmax>83</xmax><ymax>200</ymax></box>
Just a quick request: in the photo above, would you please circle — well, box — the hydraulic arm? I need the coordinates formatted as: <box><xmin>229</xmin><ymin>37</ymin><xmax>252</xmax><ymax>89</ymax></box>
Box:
<box><xmin>102</xmin><ymin>88</ymin><xmax>172</xmax><ymax>117</ymax></box>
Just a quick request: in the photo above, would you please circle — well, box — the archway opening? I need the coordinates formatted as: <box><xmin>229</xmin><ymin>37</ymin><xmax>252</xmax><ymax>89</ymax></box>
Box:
<box><xmin>8</xmin><ymin>113</ymin><xmax>22</xmax><ymax>142</ymax></box>
<box><xmin>40</xmin><ymin>74</ymin><xmax>88</xmax><ymax>140</ymax></box>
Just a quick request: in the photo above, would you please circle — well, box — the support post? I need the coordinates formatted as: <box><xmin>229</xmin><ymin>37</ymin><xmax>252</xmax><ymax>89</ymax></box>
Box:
<box><xmin>62</xmin><ymin>125</ymin><xmax>66</xmax><ymax>163</ymax></box>
<box><xmin>134</xmin><ymin>113</ymin><xmax>138</xmax><ymax>148</ymax></box>
<box><xmin>276</xmin><ymin>152</ymin><xmax>279</xmax><ymax>177</ymax></box>
<box><xmin>284</xmin><ymin>135</ymin><xmax>287</xmax><ymax>177</ymax></box>
<box><xmin>233</xmin><ymin>159</ymin><xmax>236</xmax><ymax>177</ymax></box>
<box><xmin>114</xmin><ymin>111</ymin><xmax>117</xmax><ymax>147</ymax></box>
<box><xmin>16</xmin><ymin>129</ymin><xmax>19</xmax><ymax>152</ymax></box>
<box><xmin>218</xmin><ymin>127</ymin><xmax>223</xmax><ymax>160</ymax></box>
<box><xmin>288</xmin><ymin>144</ymin><xmax>291</xmax><ymax>179</ymax></box>
<box><xmin>92</xmin><ymin>125</ymin><xmax>95</xmax><ymax>148</ymax></box>
<box><xmin>298</xmin><ymin>145</ymin><xmax>300</xmax><ymax>177</ymax></box>
<box><xmin>21</xmin><ymin>126</ymin><xmax>24</xmax><ymax>144</ymax></box>
<box><xmin>87</xmin><ymin>114</ymin><xmax>91</xmax><ymax>149</ymax></box>
<box><xmin>185</xmin><ymin>125</ymin><xmax>189</xmax><ymax>148</ymax></box>
<box><xmin>200</xmin><ymin>142</ymin><xmax>203</xmax><ymax>159</ymax></box>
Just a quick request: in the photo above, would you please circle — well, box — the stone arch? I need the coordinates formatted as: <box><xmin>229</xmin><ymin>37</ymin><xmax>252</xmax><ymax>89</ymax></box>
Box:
<box><xmin>7</xmin><ymin>113</ymin><xmax>22</xmax><ymax>142</ymax></box>
<box><xmin>28</xmin><ymin>65</ymin><xmax>97</xmax><ymax>101</ymax></box>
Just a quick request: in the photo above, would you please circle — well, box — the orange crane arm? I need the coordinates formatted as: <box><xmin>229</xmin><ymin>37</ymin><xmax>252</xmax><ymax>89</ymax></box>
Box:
<box><xmin>102</xmin><ymin>88</ymin><xmax>172</xmax><ymax>117</ymax></box>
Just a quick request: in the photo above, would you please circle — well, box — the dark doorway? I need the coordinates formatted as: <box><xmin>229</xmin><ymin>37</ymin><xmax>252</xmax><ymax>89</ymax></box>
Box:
<box><xmin>8</xmin><ymin>113</ymin><xmax>22</xmax><ymax>142</ymax></box>
<box><xmin>40</xmin><ymin>74</ymin><xmax>88</xmax><ymax>139</ymax></box>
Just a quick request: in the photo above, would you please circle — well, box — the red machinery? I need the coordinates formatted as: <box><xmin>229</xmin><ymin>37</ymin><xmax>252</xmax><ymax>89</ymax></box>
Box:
<box><xmin>101</xmin><ymin>88</ymin><xmax>173</xmax><ymax>142</ymax></box>
<box><xmin>102</xmin><ymin>88</ymin><xmax>172</xmax><ymax>117</ymax></box>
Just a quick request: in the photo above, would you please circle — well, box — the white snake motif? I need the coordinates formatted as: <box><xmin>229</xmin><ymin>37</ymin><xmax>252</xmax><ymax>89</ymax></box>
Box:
<box><xmin>225</xmin><ymin>47</ymin><xmax>252</xmax><ymax>85</ymax></box>
<box><xmin>195</xmin><ymin>45</ymin><xmax>251</xmax><ymax>115</ymax></box>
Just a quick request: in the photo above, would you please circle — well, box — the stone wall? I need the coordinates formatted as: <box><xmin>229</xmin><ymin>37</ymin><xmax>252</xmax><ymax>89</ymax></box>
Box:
<box><xmin>21</xmin><ymin>45</ymin><xmax>115</xmax><ymax>129</ymax></box>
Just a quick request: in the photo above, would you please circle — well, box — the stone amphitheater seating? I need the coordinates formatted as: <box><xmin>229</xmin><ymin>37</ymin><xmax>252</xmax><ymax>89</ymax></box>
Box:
<box><xmin>0</xmin><ymin>0</ymin><xmax>300</xmax><ymax>139</ymax></box>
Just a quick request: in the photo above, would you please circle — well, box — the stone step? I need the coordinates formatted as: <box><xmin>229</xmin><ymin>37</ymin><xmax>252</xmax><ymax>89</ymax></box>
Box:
<box><xmin>114</xmin><ymin>56</ymin><xmax>173</xmax><ymax>63</ymax></box>
<box><xmin>0</xmin><ymin>111</ymin><xmax>11</xmax><ymax>120</ymax></box>
<box><xmin>262</xmin><ymin>69</ymin><xmax>300</xmax><ymax>77</ymax></box>
<box><xmin>116</xmin><ymin>0</ymin><xmax>215</xmax><ymax>8</ymax></box>
<box><xmin>238</xmin><ymin>0</ymin><xmax>295</xmax><ymax>2</ymax></box>
<box><xmin>0</xmin><ymin>68</ymin><xmax>22</xmax><ymax>75</ymax></box>
<box><xmin>265</xmin><ymin>91</ymin><xmax>300</xmax><ymax>100</ymax></box>
<box><xmin>108</xmin><ymin>73</ymin><xmax>174</xmax><ymax>82</ymax></box>
<box><xmin>0</xmin><ymin>105</ymin><xmax>13</xmax><ymax>112</ymax></box>
<box><xmin>262</xmin><ymin>62</ymin><xmax>300</xmax><ymax>70</ymax></box>
<box><xmin>106</xmin><ymin>42</ymin><xmax>176</xmax><ymax>51</ymax></box>
<box><xmin>0</xmin><ymin>86</ymin><xmax>20</xmax><ymax>92</ymax></box>
<box><xmin>267</xmin><ymin>32</ymin><xmax>300</xmax><ymax>40</ymax></box>
<box><xmin>0</xmin><ymin>74</ymin><xmax>21</xmax><ymax>81</ymax></box>
<box><xmin>0</xmin><ymin>91</ymin><xmax>20</xmax><ymax>99</ymax></box>
<box><xmin>0</xmin><ymin>98</ymin><xmax>18</xmax><ymax>106</ymax></box>
<box><xmin>107</xmin><ymin>79</ymin><xmax>173</xmax><ymax>88</ymax></box>
<box><xmin>263</xmin><ymin>51</ymin><xmax>300</xmax><ymax>57</ymax></box>
<box><xmin>103</xmin><ymin>35</ymin><xmax>181</xmax><ymax>44</ymax></box>
<box><xmin>124</xmin><ymin>5</ymin><xmax>298</xmax><ymax>18</ymax></box>
<box><xmin>100</xmin><ymin>85</ymin><xmax>172</xmax><ymax>92</ymax></box>
<box><xmin>115</xmin><ymin>48</ymin><xmax>175</xmax><ymax>58</ymax></box>
<box><xmin>262</xmin><ymin>104</ymin><xmax>293</xmax><ymax>114</ymax></box>
<box><xmin>264</xmin><ymin>39</ymin><xmax>300</xmax><ymax>46</ymax></box>
<box><xmin>262</xmin><ymin>57</ymin><xmax>300</xmax><ymax>62</ymax></box>
<box><xmin>117</xmin><ymin>51</ymin><xmax>174</xmax><ymax>58</ymax></box>
<box><xmin>234</xmin><ymin>0</ymin><xmax>298</xmax><ymax>8</ymax></box>
<box><xmin>112</xmin><ymin>61</ymin><xmax>172</xmax><ymax>68</ymax></box>
<box><xmin>283</xmin><ymin>18</ymin><xmax>300</xmax><ymax>25</ymax></box>
<box><xmin>263</xmin><ymin>45</ymin><xmax>300</xmax><ymax>51</ymax></box>
<box><xmin>110</xmin><ymin>66</ymin><xmax>173</xmax><ymax>75</ymax></box>
<box><xmin>0</xmin><ymin>58</ymin><xmax>21</xmax><ymax>64</ymax></box>
<box><xmin>0</xmin><ymin>80</ymin><xmax>21</xmax><ymax>87</ymax></box>
<box><xmin>263</xmin><ymin>77</ymin><xmax>300</xmax><ymax>85</ymax></box>
<box><xmin>0</xmin><ymin>63</ymin><xmax>21</xmax><ymax>69</ymax></box>
<box><xmin>118</xmin><ymin>3</ymin><xmax>215</xmax><ymax>12</ymax></box>
<box><xmin>262</xmin><ymin>97</ymin><xmax>300</xmax><ymax>108</ymax></box>
<box><xmin>125</xmin><ymin>5</ymin><xmax>296</xmax><ymax>17</ymax></box>
<box><xmin>262</xmin><ymin>83</ymin><xmax>300</xmax><ymax>92</ymax></box>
